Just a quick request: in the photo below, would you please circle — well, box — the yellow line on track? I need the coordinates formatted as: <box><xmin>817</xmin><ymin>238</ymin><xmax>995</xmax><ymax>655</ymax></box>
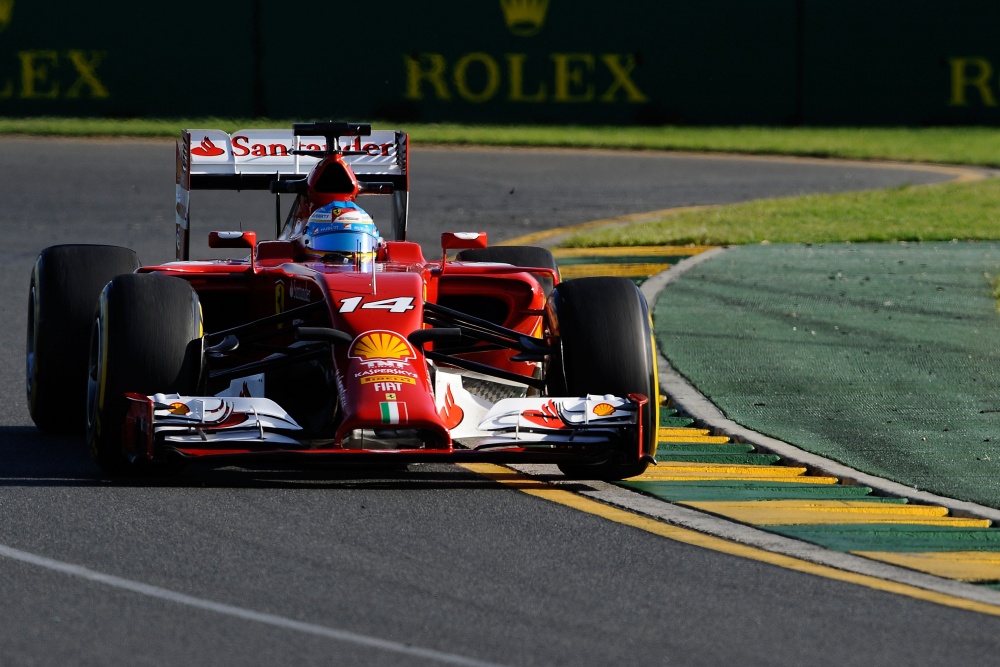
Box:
<box><xmin>460</xmin><ymin>462</ymin><xmax>1000</xmax><ymax>617</ymax></box>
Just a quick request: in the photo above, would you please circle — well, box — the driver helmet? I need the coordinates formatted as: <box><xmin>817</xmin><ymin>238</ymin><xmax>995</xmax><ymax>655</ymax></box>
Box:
<box><xmin>301</xmin><ymin>201</ymin><xmax>382</xmax><ymax>264</ymax></box>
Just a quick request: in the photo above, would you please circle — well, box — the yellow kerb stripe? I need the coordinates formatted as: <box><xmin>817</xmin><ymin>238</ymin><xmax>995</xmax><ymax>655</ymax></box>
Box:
<box><xmin>644</xmin><ymin>462</ymin><xmax>807</xmax><ymax>476</ymax></box>
<box><xmin>853</xmin><ymin>551</ymin><xmax>1000</xmax><ymax>582</ymax></box>
<box><xmin>679</xmin><ymin>500</ymin><xmax>991</xmax><ymax>527</ymax></box>
<box><xmin>558</xmin><ymin>263</ymin><xmax>669</xmax><ymax>279</ymax></box>
<box><xmin>629</xmin><ymin>474</ymin><xmax>841</xmax><ymax>484</ymax></box>
<box><xmin>659</xmin><ymin>435</ymin><xmax>732</xmax><ymax>444</ymax></box>
<box><xmin>658</xmin><ymin>427</ymin><xmax>710</xmax><ymax>437</ymax></box>
<box><xmin>550</xmin><ymin>246</ymin><xmax>717</xmax><ymax>258</ymax></box>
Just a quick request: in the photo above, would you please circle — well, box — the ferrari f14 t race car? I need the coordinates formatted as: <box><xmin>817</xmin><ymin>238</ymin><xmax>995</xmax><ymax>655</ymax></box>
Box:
<box><xmin>26</xmin><ymin>122</ymin><xmax>659</xmax><ymax>479</ymax></box>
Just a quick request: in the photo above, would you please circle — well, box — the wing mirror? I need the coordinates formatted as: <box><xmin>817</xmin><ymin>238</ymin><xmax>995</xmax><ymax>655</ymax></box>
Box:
<box><xmin>440</xmin><ymin>232</ymin><xmax>488</xmax><ymax>268</ymax></box>
<box><xmin>209</xmin><ymin>231</ymin><xmax>258</xmax><ymax>250</ymax></box>
<box><xmin>441</xmin><ymin>232</ymin><xmax>487</xmax><ymax>250</ymax></box>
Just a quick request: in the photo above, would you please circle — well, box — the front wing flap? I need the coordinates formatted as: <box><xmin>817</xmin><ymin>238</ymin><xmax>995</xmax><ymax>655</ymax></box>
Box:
<box><xmin>124</xmin><ymin>393</ymin><xmax>305</xmax><ymax>460</ymax></box>
<box><xmin>123</xmin><ymin>392</ymin><xmax>646</xmax><ymax>464</ymax></box>
<box><xmin>473</xmin><ymin>395</ymin><xmax>641</xmax><ymax>447</ymax></box>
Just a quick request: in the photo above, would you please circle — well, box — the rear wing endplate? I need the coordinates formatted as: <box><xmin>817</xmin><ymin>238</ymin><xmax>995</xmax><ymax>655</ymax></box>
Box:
<box><xmin>175</xmin><ymin>127</ymin><xmax>409</xmax><ymax>259</ymax></box>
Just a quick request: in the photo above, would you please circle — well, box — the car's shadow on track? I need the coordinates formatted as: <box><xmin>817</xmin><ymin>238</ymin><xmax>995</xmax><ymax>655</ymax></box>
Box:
<box><xmin>0</xmin><ymin>426</ymin><xmax>580</xmax><ymax>491</ymax></box>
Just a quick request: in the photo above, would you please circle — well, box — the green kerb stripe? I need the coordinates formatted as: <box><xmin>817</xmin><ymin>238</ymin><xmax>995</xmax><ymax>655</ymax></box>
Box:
<box><xmin>619</xmin><ymin>480</ymin><xmax>878</xmax><ymax>502</ymax></box>
<box><xmin>768</xmin><ymin>524</ymin><xmax>1000</xmax><ymax>553</ymax></box>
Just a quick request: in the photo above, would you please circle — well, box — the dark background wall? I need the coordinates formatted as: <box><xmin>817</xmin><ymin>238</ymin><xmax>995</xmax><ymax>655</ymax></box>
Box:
<box><xmin>0</xmin><ymin>1</ymin><xmax>993</xmax><ymax>125</ymax></box>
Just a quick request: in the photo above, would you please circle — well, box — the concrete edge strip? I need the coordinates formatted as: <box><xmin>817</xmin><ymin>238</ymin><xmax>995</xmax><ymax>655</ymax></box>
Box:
<box><xmin>642</xmin><ymin>249</ymin><xmax>1000</xmax><ymax>527</ymax></box>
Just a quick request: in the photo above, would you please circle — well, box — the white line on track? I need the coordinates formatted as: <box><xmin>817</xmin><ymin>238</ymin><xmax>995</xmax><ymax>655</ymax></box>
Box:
<box><xmin>0</xmin><ymin>543</ymin><xmax>505</xmax><ymax>667</ymax></box>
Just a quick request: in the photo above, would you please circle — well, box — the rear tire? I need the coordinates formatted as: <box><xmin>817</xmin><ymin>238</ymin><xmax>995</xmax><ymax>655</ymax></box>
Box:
<box><xmin>26</xmin><ymin>245</ymin><xmax>140</xmax><ymax>434</ymax></box>
<box><xmin>456</xmin><ymin>245</ymin><xmax>560</xmax><ymax>296</ymax></box>
<box><xmin>87</xmin><ymin>274</ymin><xmax>203</xmax><ymax>475</ymax></box>
<box><xmin>546</xmin><ymin>277</ymin><xmax>659</xmax><ymax>480</ymax></box>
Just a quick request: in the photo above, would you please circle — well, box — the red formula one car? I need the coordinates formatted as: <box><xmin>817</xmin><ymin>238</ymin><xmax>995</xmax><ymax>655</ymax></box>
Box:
<box><xmin>26</xmin><ymin>122</ymin><xmax>659</xmax><ymax>480</ymax></box>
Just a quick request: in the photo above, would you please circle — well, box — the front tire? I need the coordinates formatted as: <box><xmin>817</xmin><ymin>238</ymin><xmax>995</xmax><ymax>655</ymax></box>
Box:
<box><xmin>546</xmin><ymin>277</ymin><xmax>659</xmax><ymax>480</ymax></box>
<box><xmin>87</xmin><ymin>274</ymin><xmax>203</xmax><ymax>475</ymax></box>
<box><xmin>27</xmin><ymin>245</ymin><xmax>140</xmax><ymax>434</ymax></box>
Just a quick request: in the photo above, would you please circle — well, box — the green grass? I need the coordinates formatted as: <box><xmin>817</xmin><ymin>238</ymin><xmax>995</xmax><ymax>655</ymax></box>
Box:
<box><xmin>5</xmin><ymin>118</ymin><xmax>999</xmax><ymax>246</ymax></box>
<box><xmin>5</xmin><ymin>118</ymin><xmax>1000</xmax><ymax>167</ymax></box>
<box><xmin>0</xmin><ymin>117</ymin><xmax>208</xmax><ymax>138</ymax></box>
<box><xmin>562</xmin><ymin>179</ymin><xmax>1000</xmax><ymax>247</ymax></box>
<box><xmin>406</xmin><ymin>124</ymin><xmax>1000</xmax><ymax>168</ymax></box>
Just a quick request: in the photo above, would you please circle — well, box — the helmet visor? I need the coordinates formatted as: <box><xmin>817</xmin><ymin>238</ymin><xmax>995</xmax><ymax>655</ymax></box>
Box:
<box><xmin>307</xmin><ymin>228</ymin><xmax>380</xmax><ymax>254</ymax></box>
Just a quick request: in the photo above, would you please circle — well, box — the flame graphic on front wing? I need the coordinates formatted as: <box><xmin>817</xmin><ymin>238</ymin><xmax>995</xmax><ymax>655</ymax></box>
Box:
<box><xmin>521</xmin><ymin>400</ymin><xmax>567</xmax><ymax>428</ymax></box>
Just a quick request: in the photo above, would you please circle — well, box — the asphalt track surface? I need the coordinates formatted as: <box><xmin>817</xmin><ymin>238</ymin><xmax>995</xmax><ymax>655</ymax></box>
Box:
<box><xmin>2</xmin><ymin>138</ymin><xmax>998</xmax><ymax>665</ymax></box>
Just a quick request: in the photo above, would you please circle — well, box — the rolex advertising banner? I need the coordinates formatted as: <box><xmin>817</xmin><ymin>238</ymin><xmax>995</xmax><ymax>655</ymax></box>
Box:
<box><xmin>258</xmin><ymin>0</ymin><xmax>796</xmax><ymax>125</ymax></box>
<box><xmin>0</xmin><ymin>1</ymin><xmax>997</xmax><ymax>126</ymax></box>
<box><xmin>0</xmin><ymin>2</ymin><xmax>256</xmax><ymax>117</ymax></box>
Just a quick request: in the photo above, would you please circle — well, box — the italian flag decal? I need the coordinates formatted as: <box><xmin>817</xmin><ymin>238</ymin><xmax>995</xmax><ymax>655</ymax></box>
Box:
<box><xmin>380</xmin><ymin>402</ymin><xmax>408</xmax><ymax>424</ymax></box>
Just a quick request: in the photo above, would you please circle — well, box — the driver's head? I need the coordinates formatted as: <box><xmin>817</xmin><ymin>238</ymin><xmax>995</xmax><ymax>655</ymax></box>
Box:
<box><xmin>301</xmin><ymin>201</ymin><xmax>381</xmax><ymax>264</ymax></box>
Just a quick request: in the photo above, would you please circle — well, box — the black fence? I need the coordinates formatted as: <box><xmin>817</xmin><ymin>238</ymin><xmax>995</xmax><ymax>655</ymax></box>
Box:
<box><xmin>0</xmin><ymin>1</ymin><xmax>994</xmax><ymax>125</ymax></box>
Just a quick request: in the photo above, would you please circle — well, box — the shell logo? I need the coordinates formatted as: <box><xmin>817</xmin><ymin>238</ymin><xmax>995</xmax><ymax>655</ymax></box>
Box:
<box><xmin>168</xmin><ymin>402</ymin><xmax>190</xmax><ymax>415</ymax></box>
<box><xmin>593</xmin><ymin>403</ymin><xmax>616</xmax><ymax>417</ymax></box>
<box><xmin>349</xmin><ymin>331</ymin><xmax>415</xmax><ymax>361</ymax></box>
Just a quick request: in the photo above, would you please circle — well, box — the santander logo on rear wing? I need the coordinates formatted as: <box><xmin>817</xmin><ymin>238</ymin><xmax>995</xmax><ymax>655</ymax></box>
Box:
<box><xmin>183</xmin><ymin>128</ymin><xmax>407</xmax><ymax>177</ymax></box>
<box><xmin>174</xmin><ymin>126</ymin><xmax>410</xmax><ymax>260</ymax></box>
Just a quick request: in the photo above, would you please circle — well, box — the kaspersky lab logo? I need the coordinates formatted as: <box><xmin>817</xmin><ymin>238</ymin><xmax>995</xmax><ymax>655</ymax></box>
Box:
<box><xmin>0</xmin><ymin>0</ymin><xmax>13</xmax><ymax>32</ymax></box>
<box><xmin>500</xmin><ymin>0</ymin><xmax>548</xmax><ymax>37</ymax></box>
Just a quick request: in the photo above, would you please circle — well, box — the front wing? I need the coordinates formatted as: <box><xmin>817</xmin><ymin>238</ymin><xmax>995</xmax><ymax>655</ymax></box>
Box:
<box><xmin>122</xmin><ymin>392</ymin><xmax>649</xmax><ymax>466</ymax></box>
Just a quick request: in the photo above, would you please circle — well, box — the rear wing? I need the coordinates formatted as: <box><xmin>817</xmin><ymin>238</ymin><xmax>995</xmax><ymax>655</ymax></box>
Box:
<box><xmin>175</xmin><ymin>125</ymin><xmax>409</xmax><ymax>260</ymax></box>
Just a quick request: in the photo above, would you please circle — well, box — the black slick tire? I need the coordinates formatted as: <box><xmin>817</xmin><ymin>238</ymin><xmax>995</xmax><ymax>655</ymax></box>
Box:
<box><xmin>26</xmin><ymin>245</ymin><xmax>140</xmax><ymax>434</ymax></box>
<box><xmin>87</xmin><ymin>273</ymin><xmax>203</xmax><ymax>475</ymax></box>
<box><xmin>546</xmin><ymin>277</ymin><xmax>659</xmax><ymax>480</ymax></box>
<box><xmin>456</xmin><ymin>245</ymin><xmax>560</xmax><ymax>296</ymax></box>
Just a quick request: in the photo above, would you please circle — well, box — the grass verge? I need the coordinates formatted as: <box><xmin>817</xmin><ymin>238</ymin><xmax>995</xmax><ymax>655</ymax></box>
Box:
<box><xmin>562</xmin><ymin>179</ymin><xmax>1000</xmax><ymax>247</ymax></box>
<box><xmin>3</xmin><ymin>118</ymin><xmax>1000</xmax><ymax>167</ymax></box>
